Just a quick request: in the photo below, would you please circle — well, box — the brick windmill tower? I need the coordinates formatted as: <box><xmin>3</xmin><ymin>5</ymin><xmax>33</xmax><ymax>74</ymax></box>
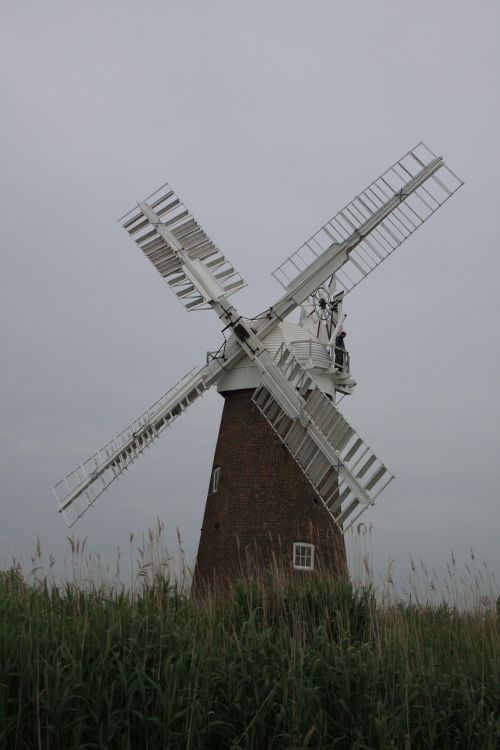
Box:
<box><xmin>194</xmin><ymin>295</ymin><xmax>356</xmax><ymax>584</ymax></box>
<box><xmin>52</xmin><ymin>143</ymin><xmax>462</xmax><ymax>587</ymax></box>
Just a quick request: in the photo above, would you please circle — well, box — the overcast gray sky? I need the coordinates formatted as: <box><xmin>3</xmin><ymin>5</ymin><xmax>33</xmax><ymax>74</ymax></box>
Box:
<box><xmin>1</xmin><ymin>0</ymin><xmax>499</xmax><ymax>593</ymax></box>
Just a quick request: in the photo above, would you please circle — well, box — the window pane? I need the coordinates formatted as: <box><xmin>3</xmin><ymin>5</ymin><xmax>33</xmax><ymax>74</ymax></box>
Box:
<box><xmin>293</xmin><ymin>543</ymin><xmax>314</xmax><ymax>570</ymax></box>
<box><xmin>211</xmin><ymin>466</ymin><xmax>220</xmax><ymax>493</ymax></box>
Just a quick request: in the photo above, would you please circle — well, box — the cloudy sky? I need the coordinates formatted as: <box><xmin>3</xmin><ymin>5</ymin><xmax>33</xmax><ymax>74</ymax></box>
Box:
<box><xmin>1</xmin><ymin>0</ymin><xmax>499</xmax><ymax>592</ymax></box>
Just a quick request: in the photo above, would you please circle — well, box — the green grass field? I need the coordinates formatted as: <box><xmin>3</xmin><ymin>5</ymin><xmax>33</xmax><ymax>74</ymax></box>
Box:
<box><xmin>0</xmin><ymin>533</ymin><xmax>498</xmax><ymax>749</ymax></box>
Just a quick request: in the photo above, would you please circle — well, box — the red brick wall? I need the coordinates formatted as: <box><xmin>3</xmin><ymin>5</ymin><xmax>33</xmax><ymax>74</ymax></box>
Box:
<box><xmin>194</xmin><ymin>389</ymin><xmax>347</xmax><ymax>589</ymax></box>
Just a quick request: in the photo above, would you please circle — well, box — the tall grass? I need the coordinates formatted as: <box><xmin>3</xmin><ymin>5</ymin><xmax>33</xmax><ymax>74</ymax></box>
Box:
<box><xmin>0</xmin><ymin>528</ymin><xmax>498</xmax><ymax>749</ymax></box>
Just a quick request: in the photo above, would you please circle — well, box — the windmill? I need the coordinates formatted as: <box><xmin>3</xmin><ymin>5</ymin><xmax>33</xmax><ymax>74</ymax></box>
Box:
<box><xmin>52</xmin><ymin>142</ymin><xmax>463</xmax><ymax>586</ymax></box>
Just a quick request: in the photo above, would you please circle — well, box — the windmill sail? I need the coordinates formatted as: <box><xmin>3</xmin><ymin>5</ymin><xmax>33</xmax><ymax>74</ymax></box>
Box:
<box><xmin>271</xmin><ymin>143</ymin><xmax>463</xmax><ymax>301</ymax></box>
<box><xmin>53</xmin><ymin>364</ymin><xmax>212</xmax><ymax>526</ymax></box>
<box><xmin>252</xmin><ymin>344</ymin><xmax>394</xmax><ymax>532</ymax></box>
<box><xmin>119</xmin><ymin>184</ymin><xmax>246</xmax><ymax>311</ymax></box>
<box><xmin>52</xmin><ymin>141</ymin><xmax>462</xmax><ymax>539</ymax></box>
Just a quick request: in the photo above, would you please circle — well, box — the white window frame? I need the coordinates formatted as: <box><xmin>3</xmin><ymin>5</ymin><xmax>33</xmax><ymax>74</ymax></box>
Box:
<box><xmin>210</xmin><ymin>465</ymin><xmax>221</xmax><ymax>494</ymax></box>
<box><xmin>293</xmin><ymin>542</ymin><xmax>315</xmax><ymax>571</ymax></box>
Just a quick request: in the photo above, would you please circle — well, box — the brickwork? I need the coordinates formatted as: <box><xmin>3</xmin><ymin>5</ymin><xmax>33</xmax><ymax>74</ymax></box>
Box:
<box><xmin>193</xmin><ymin>389</ymin><xmax>347</xmax><ymax>589</ymax></box>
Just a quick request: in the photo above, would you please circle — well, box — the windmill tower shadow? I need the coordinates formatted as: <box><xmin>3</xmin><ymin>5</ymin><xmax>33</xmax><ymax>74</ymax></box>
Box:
<box><xmin>52</xmin><ymin>143</ymin><xmax>463</xmax><ymax>590</ymax></box>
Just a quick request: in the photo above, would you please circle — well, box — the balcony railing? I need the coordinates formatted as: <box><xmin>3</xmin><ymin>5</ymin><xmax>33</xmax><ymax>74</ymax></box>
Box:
<box><xmin>288</xmin><ymin>339</ymin><xmax>351</xmax><ymax>377</ymax></box>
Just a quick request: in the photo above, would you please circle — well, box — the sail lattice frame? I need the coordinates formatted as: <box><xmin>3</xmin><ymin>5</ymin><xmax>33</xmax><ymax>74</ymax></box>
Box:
<box><xmin>119</xmin><ymin>184</ymin><xmax>246</xmax><ymax>311</ymax></box>
<box><xmin>272</xmin><ymin>143</ymin><xmax>463</xmax><ymax>295</ymax></box>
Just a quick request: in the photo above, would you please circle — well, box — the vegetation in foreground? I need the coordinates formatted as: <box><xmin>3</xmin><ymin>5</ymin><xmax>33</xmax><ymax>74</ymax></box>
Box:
<box><xmin>0</xmin><ymin>535</ymin><xmax>498</xmax><ymax>749</ymax></box>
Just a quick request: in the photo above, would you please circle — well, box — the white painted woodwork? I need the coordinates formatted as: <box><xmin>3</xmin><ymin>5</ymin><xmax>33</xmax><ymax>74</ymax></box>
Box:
<box><xmin>53</xmin><ymin>142</ymin><xmax>462</xmax><ymax>532</ymax></box>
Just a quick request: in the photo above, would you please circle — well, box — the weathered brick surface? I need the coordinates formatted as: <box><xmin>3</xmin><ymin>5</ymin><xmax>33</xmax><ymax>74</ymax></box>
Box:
<box><xmin>194</xmin><ymin>389</ymin><xmax>347</xmax><ymax>589</ymax></box>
